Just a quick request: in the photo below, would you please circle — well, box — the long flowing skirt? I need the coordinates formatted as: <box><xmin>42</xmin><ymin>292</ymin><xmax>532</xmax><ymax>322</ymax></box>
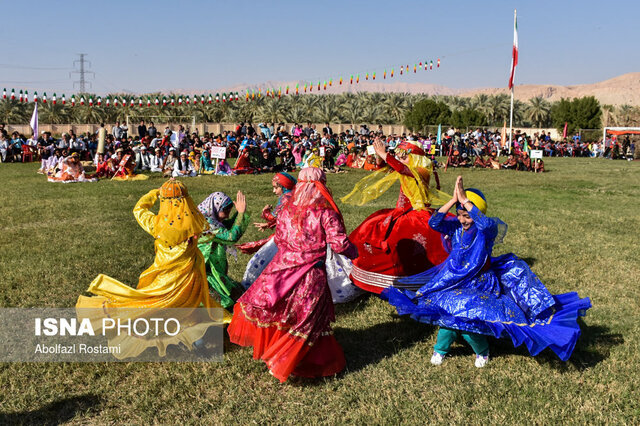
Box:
<box><xmin>349</xmin><ymin>208</ymin><xmax>449</xmax><ymax>294</ymax></box>
<box><xmin>76</xmin><ymin>242</ymin><xmax>229</xmax><ymax>358</ymax></box>
<box><xmin>382</xmin><ymin>254</ymin><xmax>591</xmax><ymax>361</ymax></box>
<box><xmin>228</xmin><ymin>256</ymin><xmax>345</xmax><ymax>382</ymax></box>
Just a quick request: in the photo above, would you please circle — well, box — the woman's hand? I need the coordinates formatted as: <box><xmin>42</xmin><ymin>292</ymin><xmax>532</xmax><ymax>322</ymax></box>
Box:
<box><xmin>455</xmin><ymin>176</ymin><xmax>467</xmax><ymax>203</ymax></box>
<box><xmin>235</xmin><ymin>191</ymin><xmax>247</xmax><ymax>214</ymax></box>
<box><xmin>262</xmin><ymin>204</ymin><xmax>272</xmax><ymax>214</ymax></box>
<box><xmin>372</xmin><ymin>140</ymin><xmax>387</xmax><ymax>161</ymax></box>
<box><xmin>254</xmin><ymin>222</ymin><xmax>270</xmax><ymax>231</ymax></box>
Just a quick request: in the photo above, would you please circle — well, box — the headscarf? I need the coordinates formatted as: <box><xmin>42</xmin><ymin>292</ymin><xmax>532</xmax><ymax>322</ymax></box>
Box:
<box><xmin>198</xmin><ymin>191</ymin><xmax>233</xmax><ymax>230</ymax></box>
<box><xmin>456</xmin><ymin>188</ymin><xmax>487</xmax><ymax>214</ymax></box>
<box><xmin>154</xmin><ymin>180</ymin><xmax>208</xmax><ymax>246</ymax></box>
<box><xmin>341</xmin><ymin>142</ymin><xmax>450</xmax><ymax>210</ymax></box>
<box><xmin>289</xmin><ymin>167</ymin><xmax>342</xmax><ymax>228</ymax></box>
<box><xmin>273</xmin><ymin>172</ymin><xmax>297</xmax><ymax>192</ymax></box>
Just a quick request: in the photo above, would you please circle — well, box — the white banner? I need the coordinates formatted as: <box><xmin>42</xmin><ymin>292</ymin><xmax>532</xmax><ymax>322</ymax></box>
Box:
<box><xmin>530</xmin><ymin>149</ymin><xmax>543</xmax><ymax>159</ymax></box>
<box><xmin>210</xmin><ymin>147</ymin><xmax>227</xmax><ymax>159</ymax></box>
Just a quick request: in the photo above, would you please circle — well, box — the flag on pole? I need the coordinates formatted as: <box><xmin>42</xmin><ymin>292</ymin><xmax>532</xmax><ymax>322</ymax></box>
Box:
<box><xmin>30</xmin><ymin>102</ymin><xmax>38</xmax><ymax>138</ymax></box>
<box><xmin>562</xmin><ymin>122</ymin><xmax>568</xmax><ymax>139</ymax></box>
<box><xmin>436</xmin><ymin>124</ymin><xmax>442</xmax><ymax>145</ymax></box>
<box><xmin>508</xmin><ymin>10</ymin><xmax>519</xmax><ymax>89</ymax></box>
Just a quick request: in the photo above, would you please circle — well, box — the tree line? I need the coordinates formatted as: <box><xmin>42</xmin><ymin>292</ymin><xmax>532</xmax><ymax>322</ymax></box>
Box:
<box><xmin>0</xmin><ymin>92</ymin><xmax>636</xmax><ymax>135</ymax></box>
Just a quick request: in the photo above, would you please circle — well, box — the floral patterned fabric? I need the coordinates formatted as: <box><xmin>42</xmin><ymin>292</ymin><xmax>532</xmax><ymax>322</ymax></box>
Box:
<box><xmin>233</xmin><ymin>206</ymin><xmax>356</xmax><ymax>343</ymax></box>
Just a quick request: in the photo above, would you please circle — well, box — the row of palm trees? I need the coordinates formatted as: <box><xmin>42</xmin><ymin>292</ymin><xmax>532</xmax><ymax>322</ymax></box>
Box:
<box><xmin>0</xmin><ymin>92</ymin><xmax>637</xmax><ymax>129</ymax></box>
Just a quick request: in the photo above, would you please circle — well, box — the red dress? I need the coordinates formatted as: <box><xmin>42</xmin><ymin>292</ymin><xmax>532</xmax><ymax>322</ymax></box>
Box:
<box><xmin>233</xmin><ymin>151</ymin><xmax>254</xmax><ymax>174</ymax></box>
<box><xmin>348</xmin><ymin>155</ymin><xmax>449</xmax><ymax>294</ymax></box>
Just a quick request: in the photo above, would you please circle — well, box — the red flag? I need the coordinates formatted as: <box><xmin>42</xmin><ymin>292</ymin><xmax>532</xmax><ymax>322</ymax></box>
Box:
<box><xmin>562</xmin><ymin>122</ymin><xmax>568</xmax><ymax>139</ymax></box>
<box><xmin>508</xmin><ymin>10</ymin><xmax>519</xmax><ymax>89</ymax></box>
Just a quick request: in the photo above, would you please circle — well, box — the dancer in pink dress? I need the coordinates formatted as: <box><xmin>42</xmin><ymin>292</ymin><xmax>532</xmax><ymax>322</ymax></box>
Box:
<box><xmin>228</xmin><ymin>167</ymin><xmax>357</xmax><ymax>382</ymax></box>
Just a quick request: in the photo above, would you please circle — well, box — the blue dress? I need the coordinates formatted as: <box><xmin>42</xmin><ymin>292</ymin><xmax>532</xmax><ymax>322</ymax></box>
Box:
<box><xmin>382</xmin><ymin>206</ymin><xmax>591</xmax><ymax>361</ymax></box>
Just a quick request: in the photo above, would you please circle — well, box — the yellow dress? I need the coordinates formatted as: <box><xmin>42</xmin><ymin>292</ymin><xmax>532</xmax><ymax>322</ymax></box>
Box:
<box><xmin>76</xmin><ymin>185</ymin><xmax>230</xmax><ymax>358</ymax></box>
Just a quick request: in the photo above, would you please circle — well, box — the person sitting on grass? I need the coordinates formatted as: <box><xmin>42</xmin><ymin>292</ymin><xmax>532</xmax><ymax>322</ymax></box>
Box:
<box><xmin>473</xmin><ymin>154</ymin><xmax>489</xmax><ymax>168</ymax></box>
<box><xmin>197</xmin><ymin>191</ymin><xmax>250</xmax><ymax>309</ymax></box>
<box><xmin>150</xmin><ymin>148</ymin><xmax>164</xmax><ymax>173</ymax></box>
<box><xmin>501</xmin><ymin>154</ymin><xmax>517</xmax><ymax>169</ymax></box>
<box><xmin>173</xmin><ymin>150</ymin><xmax>197</xmax><ymax>177</ymax></box>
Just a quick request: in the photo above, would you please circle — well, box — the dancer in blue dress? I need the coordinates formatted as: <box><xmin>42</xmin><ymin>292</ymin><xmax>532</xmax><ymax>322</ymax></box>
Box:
<box><xmin>382</xmin><ymin>176</ymin><xmax>591</xmax><ymax>367</ymax></box>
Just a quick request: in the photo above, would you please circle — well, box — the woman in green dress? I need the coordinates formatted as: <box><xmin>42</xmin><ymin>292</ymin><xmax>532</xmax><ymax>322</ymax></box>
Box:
<box><xmin>197</xmin><ymin>191</ymin><xmax>250</xmax><ymax>309</ymax></box>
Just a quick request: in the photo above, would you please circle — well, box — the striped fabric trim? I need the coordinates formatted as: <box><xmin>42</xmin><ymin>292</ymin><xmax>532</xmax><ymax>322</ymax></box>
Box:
<box><xmin>350</xmin><ymin>265</ymin><xmax>422</xmax><ymax>291</ymax></box>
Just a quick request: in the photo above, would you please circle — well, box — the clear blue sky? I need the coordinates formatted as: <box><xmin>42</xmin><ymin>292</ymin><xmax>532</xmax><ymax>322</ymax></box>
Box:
<box><xmin>1</xmin><ymin>0</ymin><xmax>638</xmax><ymax>95</ymax></box>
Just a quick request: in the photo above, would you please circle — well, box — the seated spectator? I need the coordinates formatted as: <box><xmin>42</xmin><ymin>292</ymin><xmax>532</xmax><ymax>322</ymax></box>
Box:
<box><xmin>502</xmin><ymin>154</ymin><xmax>517</xmax><ymax>169</ymax></box>
<box><xmin>135</xmin><ymin>146</ymin><xmax>152</xmax><ymax>171</ymax></box>
<box><xmin>95</xmin><ymin>152</ymin><xmax>114</xmax><ymax>178</ymax></box>
<box><xmin>162</xmin><ymin>148</ymin><xmax>178</xmax><ymax>177</ymax></box>
<box><xmin>48</xmin><ymin>152</ymin><xmax>96</xmax><ymax>183</ymax></box>
<box><xmin>150</xmin><ymin>148</ymin><xmax>164</xmax><ymax>172</ymax></box>
<box><xmin>173</xmin><ymin>150</ymin><xmax>197</xmax><ymax>177</ymax></box>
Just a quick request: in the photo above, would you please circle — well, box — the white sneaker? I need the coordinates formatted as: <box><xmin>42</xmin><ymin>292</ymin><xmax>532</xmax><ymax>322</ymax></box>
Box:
<box><xmin>475</xmin><ymin>354</ymin><xmax>489</xmax><ymax>368</ymax></box>
<box><xmin>430</xmin><ymin>352</ymin><xmax>445</xmax><ymax>366</ymax></box>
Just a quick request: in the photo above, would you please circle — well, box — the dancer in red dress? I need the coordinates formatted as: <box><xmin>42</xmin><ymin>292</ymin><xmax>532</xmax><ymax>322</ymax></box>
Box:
<box><xmin>228</xmin><ymin>167</ymin><xmax>357</xmax><ymax>382</ymax></box>
<box><xmin>341</xmin><ymin>139</ymin><xmax>450</xmax><ymax>294</ymax></box>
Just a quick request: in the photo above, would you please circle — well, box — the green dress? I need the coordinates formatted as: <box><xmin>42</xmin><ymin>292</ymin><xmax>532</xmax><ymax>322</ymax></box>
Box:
<box><xmin>198</xmin><ymin>212</ymin><xmax>250</xmax><ymax>309</ymax></box>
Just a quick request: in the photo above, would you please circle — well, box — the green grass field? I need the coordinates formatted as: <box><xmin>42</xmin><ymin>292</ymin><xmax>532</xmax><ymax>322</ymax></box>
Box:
<box><xmin>0</xmin><ymin>158</ymin><xmax>639</xmax><ymax>424</ymax></box>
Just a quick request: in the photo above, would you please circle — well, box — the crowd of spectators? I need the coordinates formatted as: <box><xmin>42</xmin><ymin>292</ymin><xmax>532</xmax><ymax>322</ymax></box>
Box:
<box><xmin>0</xmin><ymin>121</ymin><xmax>636</xmax><ymax>179</ymax></box>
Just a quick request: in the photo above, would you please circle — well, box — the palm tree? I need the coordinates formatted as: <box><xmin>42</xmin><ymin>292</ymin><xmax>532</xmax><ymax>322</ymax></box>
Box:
<box><xmin>0</xmin><ymin>100</ymin><xmax>28</xmax><ymax>124</ymax></box>
<box><xmin>361</xmin><ymin>104</ymin><xmax>383</xmax><ymax>124</ymax></box>
<box><xmin>300</xmin><ymin>95</ymin><xmax>320</xmax><ymax>122</ymax></box>
<box><xmin>601</xmin><ymin>104</ymin><xmax>614</xmax><ymax>128</ymax></box>
<box><xmin>316</xmin><ymin>97</ymin><xmax>341</xmax><ymax>123</ymax></box>
<box><xmin>74</xmin><ymin>105</ymin><xmax>106</xmax><ymax>125</ymax></box>
<box><xmin>284</xmin><ymin>106</ymin><xmax>306</xmax><ymax>124</ymax></box>
<box><xmin>39</xmin><ymin>102</ymin><xmax>71</xmax><ymax>124</ymax></box>
<box><xmin>525</xmin><ymin>96</ymin><xmax>551</xmax><ymax>128</ymax></box>
<box><xmin>443</xmin><ymin>96</ymin><xmax>464</xmax><ymax>112</ymax></box>
<box><xmin>614</xmin><ymin>104</ymin><xmax>633</xmax><ymax>126</ymax></box>
<box><xmin>259</xmin><ymin>98</ymin><xmax>289</xmax><ymax>123</ymax></box>
<box><xmin>340</xmin><ymin>100</ymin><xmax>363</xmax><ymax>126</ymax></box>
<box><xmin>384</xmin><ymin>93</ymin><xmax>408</xmax><ymax>123</ymax></box>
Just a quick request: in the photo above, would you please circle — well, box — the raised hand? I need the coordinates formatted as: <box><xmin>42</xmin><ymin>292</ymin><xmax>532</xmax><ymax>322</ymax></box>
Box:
<box><xmin>235</xmin><ymin>191</ymin><xmax>247</xmax><ymax>214</ymax></box>
<box><xmin>373</xmin><ymin>140</ymin><xmax>387</xmax><ymax>160</ymax></box>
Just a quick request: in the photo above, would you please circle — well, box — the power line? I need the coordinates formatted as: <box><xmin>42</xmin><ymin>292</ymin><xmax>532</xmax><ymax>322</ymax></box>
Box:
<box><xmin>0</xmin><ymin>64</ymin><xmax>70</xmax><ymax>70</ymax></box>
<box><xmin>70</xmin><ymin>53</ymin><xmax>94</xmax><ymax>92</ymax></box>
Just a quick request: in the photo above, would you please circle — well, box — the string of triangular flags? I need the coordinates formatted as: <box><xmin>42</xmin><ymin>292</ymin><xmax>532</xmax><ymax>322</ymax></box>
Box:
<box><xmin>1</xmin><ymin>57</ymin><xmax>440</xmax><ymax>106</ymax></box>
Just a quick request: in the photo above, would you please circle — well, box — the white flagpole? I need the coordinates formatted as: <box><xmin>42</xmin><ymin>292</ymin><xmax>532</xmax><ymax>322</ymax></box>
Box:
<box><xmin>509</xmin><ymin>86</ymin><xmax>514</xmax><ymax>154</ymax></box>
<box><xmin>508</xmin><ymin>9</ymin><xmax>516</xmax><ymax>154</ymax></box>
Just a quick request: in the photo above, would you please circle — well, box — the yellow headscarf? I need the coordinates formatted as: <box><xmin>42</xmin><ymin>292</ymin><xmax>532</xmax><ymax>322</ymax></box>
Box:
<box><xmin>154</xmin><ymin>180</ymin><xmax>208</xmax><ymax>246</ymax></box>
<box><xmin>341</xmin><ymin>153</ymin><xmax>450</xmax><ymax>210</ymax></box>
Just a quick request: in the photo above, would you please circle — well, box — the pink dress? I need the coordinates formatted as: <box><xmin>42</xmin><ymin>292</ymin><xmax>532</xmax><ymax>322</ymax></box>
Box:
<box><xmin>228</xmin><ymin>205</ymin><xmax>357</xmax><ymax>382</ymax></box>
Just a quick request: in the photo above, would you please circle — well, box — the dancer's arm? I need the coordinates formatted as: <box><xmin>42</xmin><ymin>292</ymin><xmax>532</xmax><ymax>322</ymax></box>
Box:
<box><xmin>322</xmin><ymin>209</ymin><xmax>358</xmax><ymax>259</ymax></box>
<box><xmin>214</xmin><ymin>191</ymin><xmax>250</xmax><ymax>244</ymax></box>
<box><xmin>133</xmin><ymin>189</ymin><xmax>159</xmax><ymax>236</ymax></box>
<box><xmin>428</xmin><ymin>178</ymin><xmax>460</xmax><ymax>235</ymax></box>
<box><xmin>456</xmin><ymin>177</ymin><xmax>495</xmax><ymax>232</ymax></box>
<box><xmin>374</xmin><ymin>140</ymin><xmax>413</xmax><ymax>177</ymax></box>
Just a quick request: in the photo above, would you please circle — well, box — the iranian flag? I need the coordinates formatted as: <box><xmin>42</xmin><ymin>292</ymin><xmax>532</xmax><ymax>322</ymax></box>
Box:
<box><xmin>508</xmin><ymin>10</ymin><xmax>518</xmax><ymax>90</ymax></box>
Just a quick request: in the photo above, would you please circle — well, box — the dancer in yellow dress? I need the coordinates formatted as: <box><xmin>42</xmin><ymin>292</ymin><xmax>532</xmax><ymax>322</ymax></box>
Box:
<box><xmin>77</xmin><ymin>178</ymin><xmax>230</xmax><ymax>317</ymax></box>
